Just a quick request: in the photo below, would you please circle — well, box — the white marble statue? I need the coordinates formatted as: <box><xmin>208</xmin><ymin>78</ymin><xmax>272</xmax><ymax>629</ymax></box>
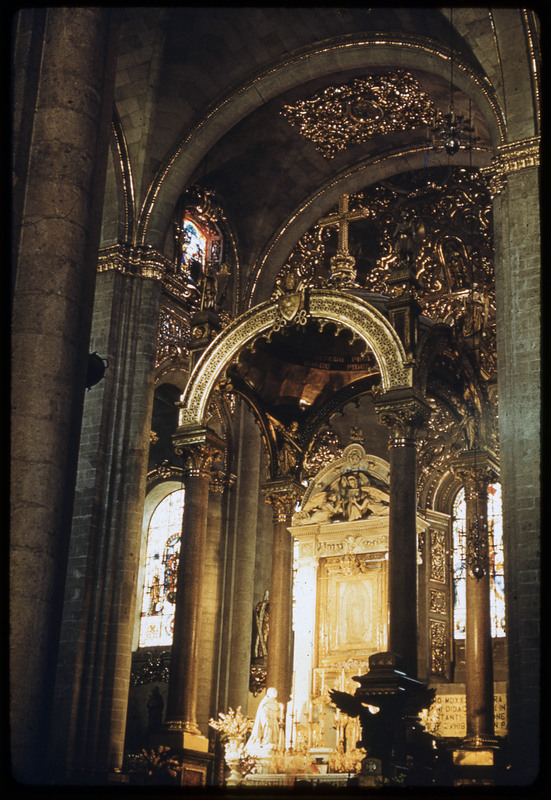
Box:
<box><xmin>245</xmin><ymin>687</ymin><xmax>281</xmax><ymax>757</ymax></box>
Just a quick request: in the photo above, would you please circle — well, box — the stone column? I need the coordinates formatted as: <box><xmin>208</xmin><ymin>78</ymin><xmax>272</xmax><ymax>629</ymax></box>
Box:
<box><xmin>263</xmin><ymin>480</ymin><xmax>304</xmax><ymax>703</ymax></box>
<box><xmin>482</xmin><ymin>137</ymin><xmax>540</xmax><ymax>781</ymax></box>
<box><xmin>375</xmin><ymin>389</ymin><xmax>430</xmax><ymax>679</ymax></box>
<box><xmin>195</xmin><ymin>469</ymin><xmax>235</xmax><ymax>731</ymax></box>
<box><xmin>164</xmin><ymin>427</ymin><xmax>224</xmax><ymax>745</ymax></box>
<box><xmin>10</xmin><ymin>8</ymin><xmax>118</xmax><ymax>783</ymax></box>
<box><xmin>224</xmin><ymin>406</ymin><xmax>262</xmax><ymax>711</ymax></box>
<box><xmin>452</xmin><ymin>450</ymin><xmax>499</xmax><ymax>747</ymax></box>
<box><xmin>48</xmin><ymin>256</ymin><xmax>165</xmax><ymax>782</ymax></box>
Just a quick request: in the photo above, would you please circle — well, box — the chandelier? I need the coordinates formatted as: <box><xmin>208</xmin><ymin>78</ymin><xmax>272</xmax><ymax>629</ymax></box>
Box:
<box><xmin>431</xmin><ymin>9</ymin><xmax>479</xmax><ymax>155</ymax></box>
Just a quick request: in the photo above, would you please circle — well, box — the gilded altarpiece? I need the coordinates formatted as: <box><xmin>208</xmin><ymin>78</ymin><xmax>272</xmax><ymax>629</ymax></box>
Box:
<box><xmin>288</xmin><ymin>444</ymin><xmax>429</xmax><ymax>746</ymax></box>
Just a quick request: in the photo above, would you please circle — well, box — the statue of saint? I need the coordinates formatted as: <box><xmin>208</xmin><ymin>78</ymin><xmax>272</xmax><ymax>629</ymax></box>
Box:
<box><xmin>146</xmin><ymin>686</ymin><xmax>164</xmax><ymax>735</ymax></box>
<box><xmin>245</xmin><ymin>688</ymin><xmax>281</xmax><ymax>756</ymax></box>
<box><xmin>253</xmin><ymin>590</ymin><xmax>270</xmax><ymax>660</ymax></box>
<box><xmin>267</xmin><ymin>415</ymin><xmax>302</xmax><ymax>476</ymax></box>
<box><xmin>392</xmin><ymin>208</ymin><xmax>425</xmax><ymax>268</ymax></box>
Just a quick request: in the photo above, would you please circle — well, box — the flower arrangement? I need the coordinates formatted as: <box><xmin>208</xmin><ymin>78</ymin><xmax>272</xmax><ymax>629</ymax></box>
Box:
<box><xmin>329</xmin><ymin>743</ymin><xmax>365</xmax><ymax>774</ymax></box>
<box><xmin>125</xmin><ymin>745</ymin><xmax>183</xmax><ymax>783</ymax></box>
<box><xmin>208</xmin><ymin>706</ymin><xmax>254</xmax><ymax>742</ymax></box>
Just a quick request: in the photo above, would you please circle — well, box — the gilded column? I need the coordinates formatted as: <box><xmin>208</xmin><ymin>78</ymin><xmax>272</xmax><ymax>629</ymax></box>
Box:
<box><xmin>164</xmin><ymin>428</ymin><xmax>225</xmax><ymax>743</ymax></box>
<box><xmin>375</xmin><ymin>389</ymin><xmax>430</xmax><ymax>678</ymax></box>
<box><xmin>263</xmin><ymin>480</ymin><xmax>304</xmax><ymax>703</ymax></box>
<box><xmin>452</xmin><ymin>449</ymin><xmax>499</xmax><ymax>748</ymax></box>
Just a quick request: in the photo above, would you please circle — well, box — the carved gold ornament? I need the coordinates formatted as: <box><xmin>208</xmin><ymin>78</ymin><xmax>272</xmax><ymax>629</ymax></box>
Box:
<box><xmin>156</xmin><ymin>306</ymin><xmax>191</xmax><ymax>366</ymax></box>
<box><xmin>273</xmin><ymin>168</ymin><xmax>497</xmax><ymax>381</ymax></box>
<box><xmin>281</xmin><ymin>71</ymin><xmax>436</xmax><ymax>158</ymax></box>
<box><xmin>430</xmin><ymin>529</ymin><xmax>447</xmax><ymax>584</ymax></box>
<box><xmin>430</xmin><ymin>619</ymin><xmax>448</xmax><ymax>676</ymax></box>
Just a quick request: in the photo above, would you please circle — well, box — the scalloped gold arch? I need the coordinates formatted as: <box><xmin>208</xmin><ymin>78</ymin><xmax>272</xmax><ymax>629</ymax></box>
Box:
<box><xmin>178</xmin><ymin>289</ymin><xmax>411</xmax><ymax>428</ymax></box>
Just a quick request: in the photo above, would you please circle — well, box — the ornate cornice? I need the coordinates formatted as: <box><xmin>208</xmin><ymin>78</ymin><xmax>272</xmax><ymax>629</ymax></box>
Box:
<box><xmin>481</xmin><ymin>136</ymin><xmax>540</xmax><ymax>196</ymax></box>
<box><xmin>97</xmin><ymin>242</ymin><xmax>170</xmax><ymax>280</ymax></box>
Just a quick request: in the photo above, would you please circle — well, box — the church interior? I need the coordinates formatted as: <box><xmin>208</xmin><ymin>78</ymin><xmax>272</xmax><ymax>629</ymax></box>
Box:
<box><xmin>11</xmin><ymin>6</ymin><xmax>541</xmax><ymax>791</ymax></box>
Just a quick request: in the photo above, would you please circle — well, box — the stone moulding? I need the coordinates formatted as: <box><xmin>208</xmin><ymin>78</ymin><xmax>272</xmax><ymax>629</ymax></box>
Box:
<box><xmin>177</xmin><ymin>289</ymin><xmax>412</xmax><ymax>429</ymax></box>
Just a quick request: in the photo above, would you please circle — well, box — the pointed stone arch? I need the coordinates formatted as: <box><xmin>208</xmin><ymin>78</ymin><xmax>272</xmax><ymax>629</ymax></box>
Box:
<box><xmin>178</xmin><ymin>289</ymin><xmax>411</xmax><ymax>428</ymax></box>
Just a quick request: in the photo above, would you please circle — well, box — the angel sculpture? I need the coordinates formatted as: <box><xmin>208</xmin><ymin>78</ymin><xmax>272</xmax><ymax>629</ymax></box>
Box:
<box><xmin>300</xmin><ymin>488</ymin><xmax>343</xmax><ymax>524</ymax></box>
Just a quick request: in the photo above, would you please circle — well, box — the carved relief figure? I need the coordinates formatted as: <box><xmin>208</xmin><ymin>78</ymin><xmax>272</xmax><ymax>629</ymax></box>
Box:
<box><xmin>301</xmin><ymin>489</ymin><xmax>343</xmax><ymax>524</ymax></box>
<box><xmin>295</xmin><ymin>469</ymin><xmax>389</xmax><ymax>525</ymax></box>
<box><xmin>392</xmin><ymin>208</ymin><xmax>425</xmax><ymax>268</ymax></box>
<box><xmin>341</xmin><ymin>473</ymin><xmax>390</xmax><ymax>521</ymax></box>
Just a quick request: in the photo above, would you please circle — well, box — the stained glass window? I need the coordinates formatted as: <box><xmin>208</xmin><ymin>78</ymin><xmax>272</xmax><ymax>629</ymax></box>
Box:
<box><xmin>452</xmin><ymin>483</ymin><xmax>505</xmax><ymax>639</ymax></box>
<box><xmin>138</xmin><ymin>488</ymin><xmax>185</xmax><ymax>647</ymax></box>
<box><xmin>180</xmin><ymin>219</ymin><xmax>206</xmax><ymax>270</ymax></box>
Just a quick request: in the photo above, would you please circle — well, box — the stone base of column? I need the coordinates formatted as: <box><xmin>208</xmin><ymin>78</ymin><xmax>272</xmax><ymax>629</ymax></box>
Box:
<box><xmin>451</xmin><ymin>737</ymin><xmax>503</xmax><ymax>786</ymax></box>
<box><xmin>154</xmin><ymin>728</ymin><xmax>209</xmax><ymax>753</ymax></box>
<box><xmin>461</xmin><ymin>733</ymin><xmax>501</xmax><ymax>750</ymax></box>
<box><xmin>151</xmin><ymin>726</ymin><xmax>212</xmax><ymax>786</ymax></box>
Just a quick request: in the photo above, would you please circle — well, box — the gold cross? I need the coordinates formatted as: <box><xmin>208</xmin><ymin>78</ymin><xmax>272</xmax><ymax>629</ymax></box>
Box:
<box><xmin>318</xmin><ymin>193</ymin><xmax>370</xmax><ymax>256</ymax></box>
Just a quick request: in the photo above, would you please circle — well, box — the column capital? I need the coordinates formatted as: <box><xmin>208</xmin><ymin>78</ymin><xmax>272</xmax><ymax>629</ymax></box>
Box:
<box><xmin>209</xmin><ymin>470</ymin><xmax>235</xmax><ymax>493</ymax></box>
<box><xmin>374</xmin><ymin>388</ymin><xmax>431</xmax><ymax>444</ymax></box>
<box><xmin>262</xmin><ymin>479</ymin><xmax>304</xmax><ymax>522</ymax></box>
<box><xmin>172</xmin><ymin>425</ymin><xmax>225</xmax><ymax>479</ymax></box>
<box><xmin>450</xmin><ymin>449</ymin><xmax>500</xmax><ymax>495</ymax></box>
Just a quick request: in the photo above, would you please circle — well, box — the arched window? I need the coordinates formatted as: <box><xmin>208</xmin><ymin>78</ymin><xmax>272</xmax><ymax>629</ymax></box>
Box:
<box><xmin>138</xmin><ymin>488</ymin><xmax>185</xmax><ymax>647</ymax></box>
<box><xmin>452</xmin><ymin>483</ymin><xmax>505</xmax><ymax>639</ymax></box>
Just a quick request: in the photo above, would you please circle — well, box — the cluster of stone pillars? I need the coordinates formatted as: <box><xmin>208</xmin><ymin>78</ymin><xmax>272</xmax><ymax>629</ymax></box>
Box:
<box><xmin>159</xmin><ymin>421</ymin><xmax>305</xmax><ymax>769</ymax></box>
